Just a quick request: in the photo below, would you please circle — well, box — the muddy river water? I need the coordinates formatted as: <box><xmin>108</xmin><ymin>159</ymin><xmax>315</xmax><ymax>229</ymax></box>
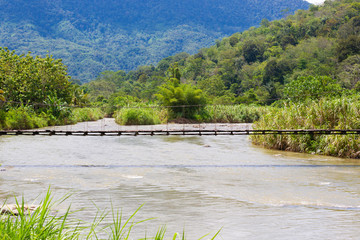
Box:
<box><xmin>0</xmin><ymin>119</ymin><xmax>359</xmax><ymax>239</ymax></box>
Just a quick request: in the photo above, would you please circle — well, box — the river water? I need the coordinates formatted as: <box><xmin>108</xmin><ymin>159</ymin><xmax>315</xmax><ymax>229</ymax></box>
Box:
<box><xmin>0</xmin><ymin>119</ymin><xmax>359</xmax><ymax>239</ymax></box>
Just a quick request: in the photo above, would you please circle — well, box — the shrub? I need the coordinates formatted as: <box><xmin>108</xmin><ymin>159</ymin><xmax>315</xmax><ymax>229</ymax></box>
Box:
<box><xmin>115</xmin><ymin>108</ymin><xmax>164</xmax><ymax>125</ymax></box>
<box><xmin>4</xmin><ymin>106</ymin><xmax>48</xmax><ymax>130</ymax></box>
<box><xmin>71</xmin><ymin>108</ymin><xmax>104</xmax><ymax>122</ymax></box>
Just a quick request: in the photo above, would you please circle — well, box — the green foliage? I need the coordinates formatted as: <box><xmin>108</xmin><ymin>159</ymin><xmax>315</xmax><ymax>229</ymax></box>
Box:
<box><xmin>0</xmin><ymin>48</ymin><xmax>73</xmax><ymax>105</ymax></box>
<box><xmin>72</xmin><ymin>108</ymin><xmax>104</xmax><ymax>122</ymax></box>
<box><xmin>153</xmin><ymin>62</ymin><xmax>207</xmax><ymax>120</ymax></box>
<box><xmin>156</xmin><ymin>81</ymin><xmax>207</xmax><ymax>120</ymax></box>
<box><xmin>242</xmin><ymin>40</ymin><xmax>265</xmax><ymax>64</ymax></box>
<box><xmin>204</xmin><ymin>104</ymin><xmax>269</xmax><ymax>123</ymax></box>
<box><xmin>252</xmin><ymin>96</ymin><xmax>360</xmax><ymax>158</ymax></box>
<box><xmin>0</xmin><ymin>0</ymin><xmax>309</xmax><ymax>81</ymax></box>
<box><xmin>44</xmin><ymin>95</ymin><xmax>72</xmax><ymax>120</ymax></box>
<box><xmin>0</xmin><ymin>49</ymin><xmax>102</xmax><ymax>130</ymax></box>
<box><xmin>0</xmin><ymin>89</ymin><xmax>5</xmax><ymax>102</ymax></box>
<box><xmin>85</xmin><ymin>0</ymin><xmax>360</xmax><ymax>108</ymax></box>
<box><xmin>336</xmin><ymin>35</ymin><xmax>360</xmax><ymax>61</ymax></box>
<box><xmin>0</xmin><ymin>106</ymin><xmax>104</xmax><ymax>130</ymax></box>
<box><xmin>337</xmin><ymin>55</ymin><xmax>360</xmax><ymax>89</ymax></box>
<box><xmin>3</xmin><ymin>106</ymin><xmax>48</xmax><ymax>130</ymax></box>
<box><xmin>236</xmin><ymin>89</ymin><xmax>259</xmax><ymax>104</ymax></box>
<box><xmin>283</xmin><ymin>76</ymin><xmax>343</xmax><ymax>101</ymax></box>
<box><xmin>115</xmin><ymin>108</ymin><xmax>164</xmax><ymax>125</ymax></box>
<box><xmin>0</xmin><ymin>189</ymin><xmax>79</xmax><ymax>240</ymax></box>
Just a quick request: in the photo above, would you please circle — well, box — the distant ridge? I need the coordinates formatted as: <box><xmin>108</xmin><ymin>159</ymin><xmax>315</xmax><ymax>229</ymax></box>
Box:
<box><xmin>0</xmin><ymin>0</ymin><xmax>309</xmax><ymax>81</ymax></box>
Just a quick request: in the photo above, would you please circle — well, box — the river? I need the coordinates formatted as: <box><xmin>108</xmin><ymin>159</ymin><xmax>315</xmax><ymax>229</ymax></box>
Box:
<box><xmin>0</xmin><ymin>119</ymin><xmax>359</xmax><ymax>239</ymax></box>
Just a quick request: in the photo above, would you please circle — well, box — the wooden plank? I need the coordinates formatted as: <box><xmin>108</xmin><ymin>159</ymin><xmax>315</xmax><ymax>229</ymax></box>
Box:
<box><xmin>2</xmin><ymin>129</ymin><xmax>360</xmax><ymax>136</ymax></box>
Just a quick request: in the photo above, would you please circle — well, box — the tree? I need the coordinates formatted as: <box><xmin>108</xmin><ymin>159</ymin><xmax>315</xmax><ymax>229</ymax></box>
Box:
<box><xmin>283</xmin><ymin>76</ymin><xmax>343</xmax><ymax>102</ymax></box>
<box><xmin>0</xmin><ymin>48</ymin><xmax>73</xmax><ymax>106</ymax></box>
<box><xmin>236</xmin><ymin>89</ymin><xmax>259</xmax><ymax>104</ymax></box>
<box><xmin>197</xmin><ymin>75</ymin><xmax>226</xmax><ymax>97</ymax></box>
<box><xmin>166</xmin><ymin>62</ymin><xmax>181</xmax><ymax>81</ymax></box>
<box><xmin>242</xmin><ymin>40</ymin><xmax>265</xmax><ymax>64</ymax></box>
<box><xmin>336</xmin><ymin>35</ymin><xmax>360</xmax><ymax>62</ymax></box>
<box><xmin>156</xmin><ymin>63</ymin><xmax>206</xmax><ymax>119</ymax></box>
<box><xmin>263</xmin><ymin>59</ymin><xmax>292</xmax><ymax>84</ymax></box>
<box><xmin>229</xmin><ymin>35</ymin><xmax>239</xmax><ymax>47</ymax></box>
<box><xmin>338</xmin><ymin>55</ymin><xmax>360</xmax><ymax>89</ymax></box>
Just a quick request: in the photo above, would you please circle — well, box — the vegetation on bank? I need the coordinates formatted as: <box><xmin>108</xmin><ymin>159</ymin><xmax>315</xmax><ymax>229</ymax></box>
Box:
<box><xmin>0</xmin><ymin>48</ymin><xmax>104</xmax><ymax>130</ymax></box>
<box><xmin>0</xmin><ymin>106</ymin><xmax>103</xmax><ymax>130</ymax></box>
<box><xmin>252</xmin><ymin>96</ymin><xmax>360</xmax><ymax>158</ymax></box>
<box><xmin>114</xmin><ymin>104</ymin><xmax>267</xmax><ymax>125</ymax></box>
<box><xmin>0</xmin><ymin>190</ymin><xmax>220</xmax><ymax>239</ymax></box>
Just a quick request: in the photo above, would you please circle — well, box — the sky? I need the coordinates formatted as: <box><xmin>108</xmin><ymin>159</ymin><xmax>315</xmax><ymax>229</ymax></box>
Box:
<box><xmin>306</xmin><ymin>0</ymin><xmax>326</xmax><ymax>4</ymax></box>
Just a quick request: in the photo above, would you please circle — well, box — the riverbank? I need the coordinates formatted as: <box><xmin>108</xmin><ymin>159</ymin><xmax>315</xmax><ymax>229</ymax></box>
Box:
<box><xmin>251</xmin><ymin>97</ymin><xmax>360</xmax><ymax>159</ymax></box>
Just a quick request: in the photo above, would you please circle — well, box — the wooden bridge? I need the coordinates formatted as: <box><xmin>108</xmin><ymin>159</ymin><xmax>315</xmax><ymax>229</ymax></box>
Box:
<box><xmin>1</xmin><ymin>119</ymin><xmax>359</xmax><ymax>136</ymax></box>
<box><xmin>1</xmin><ymin>129</ymin><xmax>360</xmax><ymax>136</ymax></box>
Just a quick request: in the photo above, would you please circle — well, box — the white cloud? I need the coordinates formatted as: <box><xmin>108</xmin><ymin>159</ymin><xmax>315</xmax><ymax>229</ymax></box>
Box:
<box><xmin>306</xmin><ymin>0</ymin><xmax>326</xmax><ymax>4</ymax></box>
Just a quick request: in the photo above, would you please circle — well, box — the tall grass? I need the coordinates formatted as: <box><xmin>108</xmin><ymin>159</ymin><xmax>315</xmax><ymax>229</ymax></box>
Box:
<box><xmin>204</xmin><ymin>104</ymin><xmax>270</xmax><ymax>123</ymax></box>
<box><xmin>252</xmin><ymin>97</ymin><xmax>360</xmax><ymax>158</ymax></box>
<box><xmin>0</xmin><ymin>190</ymin><xmax>221</xmax><ymax>239</ymax></box>
<box><xmin>0</xmin><ymin>189</ymin><xmax>80</xmax><ymax>239</ymax></box>
<box><xmin>0</xmin><ymin>107</ymin><xmax>104</xmax><ymax>130</ymax></box>
<box><xmin>114</xmin><ymin>104</ymin><xmax>269</xmax><ymax>125</ymax></box>
<box><xmin>114</xmin><ymin>108</ymin><xmax>166</xmax><ymax>125</ymax></box>
<box><xmin>71</xmin><ymin>108</ymin><xmax>104</xmax><ymax>122</ymax></box>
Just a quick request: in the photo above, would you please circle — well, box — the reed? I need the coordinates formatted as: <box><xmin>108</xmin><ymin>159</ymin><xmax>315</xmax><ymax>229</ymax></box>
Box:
<box><xmin>204</xmin><ymin>104</ymin><xmax>270</xmax><ymax>123</ymax></box>
<box><xmin>251</xmin><ymin>96</ymin><xmax>360</xmax><ymax>158</ymax></box>
<box><xmin>114</xmin><ymin>104</ymin><xmax>268</xmax><ymax>125</ymax></box>
<box><xmin>114</xmin><ymin>107</ymin><xmax>167</xmax><ymax>125</ymax></box>
<box><xmin>0</xmin><ymin>189</ymin><xmax>221</xmax><ymax>239</ymax></box>
<box><xmin>71</xmin><ymin>107</ymin><xmax>104</xmax><ymax>122</ymax></box>
<box><xmin>0</xmin><ymin>189</ymin><xmax>80</xmax><ymax>239</ymax></box>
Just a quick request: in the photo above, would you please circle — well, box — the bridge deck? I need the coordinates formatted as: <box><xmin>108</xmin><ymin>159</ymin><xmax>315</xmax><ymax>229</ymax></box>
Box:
<box><xmin>1</xmin><ymin>129</ymin><xmax>360</xmax><ymax>136</ymax></box>
<box><xmin>1</xmin><ymin>119</ymin><xmax>359</xmax><ymax>136</ymax></box>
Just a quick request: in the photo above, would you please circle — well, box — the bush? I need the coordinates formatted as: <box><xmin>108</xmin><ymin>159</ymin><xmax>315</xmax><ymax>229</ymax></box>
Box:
<box><xmin>0</xmin><ymin>106</ymin><xmax>105</xmax><ymax>130</ymax></box>
<box><xmin>71</xmin><ymin>108</ymin><xmax>104</xmax><ymax>122</ymax></box>
<box><xmin>4</xmin><ymin>106</ymin><xmax>48</xmax><ymax>130</ymax></box>
<box><xmin>115</xmin><ymin>108</ymin><xmax>165</xmax><ymax>125</ymax></box>
<box><xmin>156</xmin><ymin>75</ymin><xmax>207</xmax><ymax>120</ymax></box>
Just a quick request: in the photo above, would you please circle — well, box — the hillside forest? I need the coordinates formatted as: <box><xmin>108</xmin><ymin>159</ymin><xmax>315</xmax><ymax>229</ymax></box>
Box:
<box><xmin>0</xmin><ymin>0</ymin><xmax>309</xmax><ymax>81</ymax></box>
<box><xmin>85</xmin><ymin>0</ymin><xmax>360</xmax><ymax>107</ymax></box>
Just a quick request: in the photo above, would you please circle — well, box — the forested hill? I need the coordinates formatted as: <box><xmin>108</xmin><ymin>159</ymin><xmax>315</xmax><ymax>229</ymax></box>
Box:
<box><xmin>84</xmin><ymin>0</ymin><xmax>360</xmax><ymax>106</ymax></box>
<box><xmin>0</xmin><ymin>0</ymin><xmax>309</xmax><ymax>82</ymax></box>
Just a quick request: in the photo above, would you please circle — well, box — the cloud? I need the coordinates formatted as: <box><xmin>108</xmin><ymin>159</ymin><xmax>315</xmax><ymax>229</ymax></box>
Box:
<box><xmin>306</xmin><ymin>0</ymin><xmax>325</xmax><ymax>4</ymax></box>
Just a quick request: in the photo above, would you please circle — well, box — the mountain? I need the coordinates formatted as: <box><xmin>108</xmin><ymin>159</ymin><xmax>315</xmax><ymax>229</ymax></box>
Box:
<box><xmin>83</xmin><ymin>0</ymin><xmax>360</xmax><ymax>107</ymax></box>
<box><xmin>0</xmin><ymin>0</ymin><xmax>310</xmax><ymax>82</ymax></box>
